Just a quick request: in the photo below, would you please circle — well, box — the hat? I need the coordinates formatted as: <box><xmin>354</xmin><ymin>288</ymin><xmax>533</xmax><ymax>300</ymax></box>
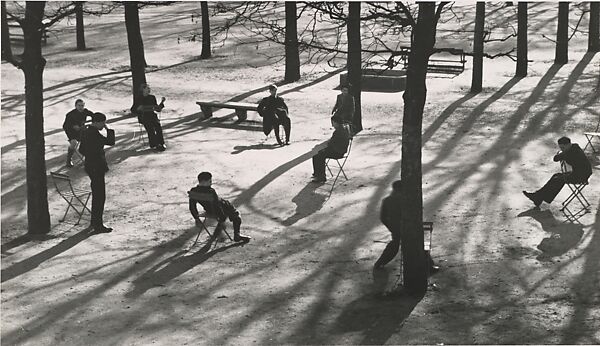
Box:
<box><xmin>91</xmin><ymin>112</ymin><xmax>106</xmax><ymax>122</ymax></box>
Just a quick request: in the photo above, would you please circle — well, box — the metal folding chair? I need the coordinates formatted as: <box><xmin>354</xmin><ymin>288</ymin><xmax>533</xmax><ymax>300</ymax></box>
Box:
<box><xmin>71</xmin><ymin>141</ymin><xmax>84</xmax><ymax>166</ymax></box>
<box><xmin>583</xmin><ymin>118</ymin><xmax>600</xmax><ymax>154</ymax></box>
<box><xmin>187</xmin><ymin>190</ymin><xmax>233</xmax><ymax>246</ymax></box>
<box><xmin>325</xmin><ymin>137</ymin><xmax>353</xmax><ymax>194</ymax></box>
<box><xmin>50</xmin><ymin>171</ymin><xmax>91</xmax><ymax>224</ymax></box>
<box><xmin>560</xmin><ymin>161</ymin><xmax>591</xmax><ymax>221</ymax></box>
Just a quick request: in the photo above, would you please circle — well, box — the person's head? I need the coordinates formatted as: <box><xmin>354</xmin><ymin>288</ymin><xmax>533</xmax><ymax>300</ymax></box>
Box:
<box><xmin>558</xmin><ymin>136</ymin><xmax>571</xmax><ymax>151</ymax></box>
<box><xmin>197</xmin><ymin>171</ymin><xmax>212</xmax><ymax>186</ymax></box>
<box><xmin>75</xmin><ymin>99</ymin><xmax>85</xmax><ymax>112</ymax></box>
<box><xmin>341</xmin><ymin>84</ymin><xmax>351</xmax><ymax>95</ymax></box>
<box><xmin>391</xmin><ymin>180</ymin><xmax>402</xmax><ymax>193</ymax></box>
<box><xmin>91</xmin><ymin>112</ymin><xmax>106</xmax><ymax>129</ymax></box>
<box><xmin>140</xmin><ymin>83</ymin><xmax>151</xmax><ymax>96</ymax></box>
<box><xmin>268</xmin><ymin>84</ymin><xmax>278</xmax><ymax>96</ymax></box>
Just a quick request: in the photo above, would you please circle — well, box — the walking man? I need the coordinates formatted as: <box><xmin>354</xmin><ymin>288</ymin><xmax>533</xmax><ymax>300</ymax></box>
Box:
<box><xmin>63</xmin><ymin>99</ymin><xmax>93</xmax><ymax>167</ymax></box>
<box><xmin>79</xmin><ymin>112</ymin><xmax>115</xmax><ymax>233</ymax></box>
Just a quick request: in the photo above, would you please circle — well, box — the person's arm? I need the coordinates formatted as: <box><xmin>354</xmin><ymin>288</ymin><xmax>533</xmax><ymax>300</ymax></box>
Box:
<box><xmin>257</xmin><ymin>98</ymin><xmax>267</xmax><ymax>117</ymax></box>
<box><xmin>103</xmin><ymin>126</ymin><xmax>116</xmax><ymax>146</ymax></box>
<box><xmin>212</xmin><ymin>190</ymin><xmax>227</xmax><ymax>222</ymax></box>
<box><xmin>348</xmin><ymin>95</ymin><xmax>355</xmax><ymax>118</ymax></box>
<box><xmin>332</xmin><ymin>96</ymin><xmax>339</xmax><ymax>114</ymax></box>
<box><xmin>553</xmin><ymin>150</ymin><xmax>565</xmax><ymax>162</ymax></box>
<box><xmin>380</xmin><ymin>200</ymin><xmax>391</xmax><ymax>228</ymax></box>
<box><xmin>154</xmin><ymin>96</ymin><xmax>165</xmax><ymax>112</ymax></box>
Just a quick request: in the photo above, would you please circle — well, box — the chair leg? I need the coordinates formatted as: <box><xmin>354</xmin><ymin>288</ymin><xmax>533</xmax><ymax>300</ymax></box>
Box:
<box><xmin>59</xmin><ymin>197</ymin><xmax>74</xmax><ymax>222</ymax></box>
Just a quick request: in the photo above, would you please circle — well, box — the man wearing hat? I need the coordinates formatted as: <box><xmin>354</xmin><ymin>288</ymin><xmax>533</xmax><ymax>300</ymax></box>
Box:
<box><xmin>257</xmin><ymin>84</ymin><xmax>291</xmax><ymax>146</ymax></box>
<box><xmin>79</xmin><ymin>112</ymin><xmax>115</xmax><ymax>233</ymax></box>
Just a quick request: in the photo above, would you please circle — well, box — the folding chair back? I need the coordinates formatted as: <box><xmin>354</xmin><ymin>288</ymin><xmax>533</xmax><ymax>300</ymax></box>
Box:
<box><xmin>325</xmin><ymin>137</ymin><xmax>354</xmax><ymax>194</ymax></box>
<box><xmin>583</xmin><ymin>117</ymin><xmax>600</xmax><ymax>153</ymax></box>
<box><xmin>188</xmin><ymin>190</ymin><xmax>232</xmax><ymax>245</ymax></box>
<box><xmin>71</xmin><ymin>141</ymin><xmax>84</xmax><ymax>166</ymax></box>
<box><xmin>559</xmin><ymin>161</ymin><xmax>591</xmax><ymax>221</ymax></box>
<box><xmin>50</xmin><ymin>171</ymin><xmax>91</xmax><ymax>224</ymax></box>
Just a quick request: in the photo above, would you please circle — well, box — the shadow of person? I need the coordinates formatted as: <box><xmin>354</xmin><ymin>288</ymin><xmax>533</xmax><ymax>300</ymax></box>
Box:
<box><xmin>517</xmin><ymin>208</ymin><xmax>584</xmax><ymax>262</ymax></box>
<box><xmin>231</xmin><ymin>142</ymin><xmax>281</xmax><ymax>155</ymax></box>
<box><xmin>282</xmin><ymin>183</ymin><xmax>328</xmax><ymax>226</ymax></box>
<box><xmin>330</xmin><ymin>287</ymin><xmax>423</xmax><ymax>345</ymax></box>
<box><xmin>125</xmin><ymin>235</ymin><xmax>245</xmax><ymax>298</ymax></box>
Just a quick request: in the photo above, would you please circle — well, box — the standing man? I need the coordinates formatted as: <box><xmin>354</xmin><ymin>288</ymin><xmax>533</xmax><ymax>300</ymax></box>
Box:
<box><xmin>62</xmin><ymin>99</ymin><xmax>93</xmax><ymax>167</ymax></box>
<box><xmin>257</xmin><ymin>84</ymin><xmax>291</xmax><ymax>146</ymax></box>
<box><xmin>523</xmin><ymin>136</ymin><xmax>592</xmax><ymax>207</ymax></box>
<box><xmin>331</xmin><ymin>84</ymin><xmax>355</xmax><ymax>131</ymax></box>
<box><xmin>79</xmin><ymin>112</ymin><xmax>115</xmax><ymax>233</ymax></box>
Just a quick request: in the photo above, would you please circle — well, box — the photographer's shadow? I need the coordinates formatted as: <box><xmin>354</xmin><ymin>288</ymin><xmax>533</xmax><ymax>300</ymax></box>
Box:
<box><xmin>517</xmin><ymin>208</ymin><xmax>584</xmax><ymax>261</ymax></box>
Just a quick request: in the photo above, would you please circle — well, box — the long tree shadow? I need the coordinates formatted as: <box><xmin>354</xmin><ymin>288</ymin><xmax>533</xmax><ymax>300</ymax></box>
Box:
<box><xmin>517</xmin><ymin>208</ymin><xmax>584</xmax><ymax>261</ymax></box>
<box><xmin>1</xmin><ymin>226</ymin><xmax>96</xmax><ymax>283</ymax></box>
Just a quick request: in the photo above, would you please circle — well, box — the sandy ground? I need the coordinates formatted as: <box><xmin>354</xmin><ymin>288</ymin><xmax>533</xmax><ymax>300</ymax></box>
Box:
<box><xmin>2</xmin><ymin>3</ymin><xmax>600</xmax><ymax>345</ymax></box>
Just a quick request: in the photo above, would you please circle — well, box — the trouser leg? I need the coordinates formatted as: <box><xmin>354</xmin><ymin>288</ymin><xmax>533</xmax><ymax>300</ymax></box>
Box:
<box><xmin>152</xmin><ymin>118</ymin><xmax>165</xmax><ymax>145</ymax></box>
<box><xmin>375</xmin><ymin>236</ymin><xmax>400</xmax><ymax>268</ymax></box>
<box><xmin>536</xmin><ymin>173</ymin><xmax>566</xmax><ymax>203</ymax></box>
<box><xmin>87</xmin><ymin>169</ymin><xmax>106</xmax><ymax>227</ymax></box>
<box><xmin>273</xmin><ymin>122</ymin><xmax>283</xmax><ymax>145</ymax></box>
<box><xmin>312</xmin><ymin>150</ymin><xmax>327</xmax><ymax>179</ymax></box>
<box><xmin>282</xmin><ymin>116</ymin><xmax>291</xmax><ymax>142</ymax></box>
<box><xmin>221</xmin><ymin>199</ymin><xmax>242</xmax><ymax>235</ymax></box>
<box><xmin>142</xmin><ymin>121</ymin><xmax>157</xmax><ymax>147</ymax></box>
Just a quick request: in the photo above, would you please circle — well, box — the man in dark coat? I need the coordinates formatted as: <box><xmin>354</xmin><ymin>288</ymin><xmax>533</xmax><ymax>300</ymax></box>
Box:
<box><xmin>523</xmin><ymin>136</ymin><xmax>592</xmax><ymax>207</ymax></box>
<box><xmin>257</xmin><ymin>84</ymin><xmax>290</xmax><ymax>146</ymax></box>
<box><xmin>331</xmin><ymin>84</ymin><xmax>355</xmax><ymax>130</ymax></box>
<box><xmin>63</xmin><ymin>99</ymin><xmax>93</xmax><ymax>167</ymax></box>
<box><xmin>311</xmin><ymin>116</ymin><xmax>350</xmax><ymax>183</ymax></box>
<box><xmin>79</xmin><ymin>112</ymin><xmax>115</xmax><ymax>233</ymax></box>
<box><xmin>189</xmin><ymin>171</ymin><xmax>250</xmax><ymax>242</ymax></box>
<box><xmin>130</xmin><ymin>83</ymin><xmax>166</xmax><ymax>151</ymax></box>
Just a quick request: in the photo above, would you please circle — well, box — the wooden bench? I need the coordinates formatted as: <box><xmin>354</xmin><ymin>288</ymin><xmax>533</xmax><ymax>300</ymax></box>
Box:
<box><xmin>196</xmin><ymin>101</ymin><xmax>258</xmax><ymax>121</ymax></box>
<box><xmin>400</xmin><ymin>46</ymin><xmax>466</xmax><ymax>74</ymax></box>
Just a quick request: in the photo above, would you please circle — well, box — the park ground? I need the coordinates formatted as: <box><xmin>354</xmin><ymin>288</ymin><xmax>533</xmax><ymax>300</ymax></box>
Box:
<box><xmin>1</xmin><ymin>3</ymin><xmax>600</xmax><ymax>345</ymax></box>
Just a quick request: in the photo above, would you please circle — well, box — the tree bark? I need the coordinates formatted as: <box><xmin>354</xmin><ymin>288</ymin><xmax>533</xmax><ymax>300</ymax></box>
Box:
<box><xmin>555</xmin><ymin>2</ymin><xmax>569</xmax><ymax>65</ymax></box>
<box><xmin>124</xmin><ymin>1</ymin><xmax>147</xmax><ymax>103</ymax></box>
<box><xmin>200</xmin><ymin>1</ymin><xmax>211</xmax><ymax>59</ymax></box>
<box><xmin>22</xmin><ymin>2</ymin><xmax>51</xmax><ymax>235</ymax></box>
<box><xmin>1</xmin><ymin>1</ymin><xmax>13</xmax><ymax>61</ymax></box>
<box><xmin>347</xmin><ymin>1</ymin><xmax>362</xmax><ymax>133</ymax></box>
<box><xmin>284</xmin><ymin>1</ymin><xmax>300</xmax><ymax>82</ymax></box>
<box><xmin>589</xmin><ymin>2</ymin><xmax>599</xmax><ymax>52</ymax></box>
<box><xmin>400</xmin><ymin>2</ymin><xmax>437</xmax><ymax>295</ymax></box>
<box><xmin>75</xmin><ymin>2</ymin><xmax>86</xmax><ymax>50</ymax></box>
<box><xmin>516</xmin><ymin>2</ymin><xmax>528</xmax><ymax>77</ymax></box>
<box><xmin>471</xmin><ymin>2</ymin><xmax>485</xmax><ymax>93</ymax></box>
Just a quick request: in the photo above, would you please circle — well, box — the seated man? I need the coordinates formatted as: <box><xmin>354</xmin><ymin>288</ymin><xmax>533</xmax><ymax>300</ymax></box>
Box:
<box><xmin>63</xmin><ymin>98</ymin><xmax>94</xmax><ymax>167</ymax></box>
<box><xmin>523</xmin><ymin>136</ymin><xmax>592</xmax><ymax>207</ymax></box>
<box><xmin>189</xmin><ymin>171</ymin><xmax>250</xmax><ymax>242</ymax></box>
<box><xmin>311</xmin><ymin>116</ymin><xmax>351</xmax><ymax>183</ymax></box>
<box><xmin>257</xmin><ymin>84</ymin><xmax>291</xmax><ymax>146</ymax></box>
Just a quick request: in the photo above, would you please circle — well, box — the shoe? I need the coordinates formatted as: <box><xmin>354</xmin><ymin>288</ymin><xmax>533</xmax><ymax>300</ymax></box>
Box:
<box><xmin>311</xmin><ymin>177</ymin><xmax>326</xmax><ymax>183</ymax></box>
<box><xmin>66</xmin><ymin>160</ymin><xmax>74</xmax><ymax>168</ymax></box>
<box><xmin>285</xmin><ymin>141</ymin><xmax>290</xmax><ymax>145</ymax></box>
<box><xmin>156</xmin><ymin>144</ymin><xmax>166</xmax><ymax>152</ymax></box>
<box><xmin>430</xmin><ymin>265</ymin><xmax>440</xmax><ymax>274</ymax></box>
<box><xmin>94</xmin><ymin>225</ymin><xmax>113</xmax><ymax>233</ymax></box>
<box><xmin>233</xmin><ymin>234</ymin><xmax>251</xmax><ymax>242</ymax></box>
<box><xmin>522</xmin><ymin>191</ymin><xmax>541</xmax><ymax>207</ymax></box>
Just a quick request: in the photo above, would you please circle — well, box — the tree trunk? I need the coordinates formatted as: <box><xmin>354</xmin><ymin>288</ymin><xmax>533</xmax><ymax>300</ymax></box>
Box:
<box><xmin>124</xmin><ymin>1</ymin><xmax>147</xmax><ymax>103</ymax></box>
<box><xmin>22</xmin><ymin>2</ymin><xmax>51</xmax><ymax>235</ymax></box>
<box><xmin>284</xmin><ymin>1</ymin><xmax>300</xmax><ymax>82</ymax></box>
<box><xmin>589</xmin><ymin>2</ymin><xmax>599</xmax><ymax>52</ymax></box>
<box><xmin>200</xmin><ymin>1</ymin><xmax>211</xmax><ymax>59</ymax></box>
<box><xmin>516</xmin><ymin>2</ymin><xmax>528</xmax><ymax>77</ymax></box>
<box><xmin>1</xmin><ymin>1</ymin><xmax>13</xmax><ymax>61</ymax></box>
<box><xmin>471</xmin><ymin>2</ymin><xmax>485</xmax><ymax>93</ymax></box>
<box><xmin>555</xmin><ymin>2</ymin><xmax>569</xmax><ymax>65</ymax></box>
<box><xmin>75</xmin><ymin>2</ymin><xmax>86</xmax><ymax>50</ymax></box>
<box><xmin>347</xmin><ymin>1</ymin><xmax>362</xmax><ymax>133</ymax></box>
<box><xmin>400</xmin><ymin>2</ymin><xmax>437</xmax><ymax>295</ymax></box>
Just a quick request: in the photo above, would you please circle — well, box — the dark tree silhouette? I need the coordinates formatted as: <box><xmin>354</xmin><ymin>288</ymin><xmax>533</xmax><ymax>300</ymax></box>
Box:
<box><xmin>516</xmin><ymin>2</ymin><xmax>528</xmax><ymax>77</ymax></box>
<box><xmin>589</xmin><ymin>2</ymin><xmax>599</xmax><ymax>52</ymax></box>
<box><xmin>555</xmin><ymin>2</ymin><xmax>569</xmax><ymax>65</ymax></box>
<box><xmin>75</xmin><ymin>1</ymin><xmax>85</xmax><ymax>50</ymax></box>
<box><xmin>347</xmin><ymin>1</ymin><xmax>362</xmax><ymax>133</ymax></box>
<box><xmin>200</xmin><ymin>1</ymin><xmax>211</xmax><ymax>59</ymax></box>
<box><xmin>1</xmin><ymin>1</ymin><xmax>12</xmax><ymax>61</ymax></box>
<box><xmin>471</xmin><ymin>2</ymin><xmax>485</xmax><ymax>93</ymax></box>
<box><xmin>124</xmin><ymin>1</ymin><xmax>147</xmax><ymax>103</ymax></box>
<box><xmin>400</xmin><ymin>1</ymin><xmax>447</xmax><ymax>294</ymax></box>
<box><xmin>284</xmin><ymin>1</ymin><xmax>300</xmax><ymax>82</ymax></box>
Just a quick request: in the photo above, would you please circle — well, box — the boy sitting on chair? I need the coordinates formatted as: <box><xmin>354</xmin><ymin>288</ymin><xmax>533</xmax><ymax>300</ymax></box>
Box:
<box><xmin>311</xmin><ymin>116</ymin><xmax>351</xmax><ymax>183</ymax></box>
<box><xmin>189</xmin><ymin>172</ymin><xmax>250</xmax><ymax>242</ymax></box>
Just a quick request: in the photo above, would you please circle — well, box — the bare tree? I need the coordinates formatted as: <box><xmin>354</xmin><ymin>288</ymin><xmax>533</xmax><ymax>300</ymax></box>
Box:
<box><xmin>516</xmin><ymin>2</ymin><xmax>528</xmax><ymax>77</ymax></box>
<box><xmin>284</xmin><ymin>1</ymin><xmax>300</xmax><ymax>82</ymax></box>
<box><xmin>124</xmin><ymin>1</ymin><xmax>147</xmax><ymax>103</ymax></box>
<box><xmin>471</xmin><ymin>2</ymin><xmax>485</xmax><ymax>93</ymax></box>
<box><xmin>589</xmin><ymin>2</ymin><xmax>599</xmax><ymax>52</ymax></box>
<box><xmin>200</xmin><ymin>1</ymin><xmax>211</xmax><ymax>59</ymax></box>
<box><xmin>347</xmin><ymin>1</ymin><xmax>362</xmax><ymax>133</ymax></box>
<box><xmin>1</xmin><ymin>1</ymin><xmax>12</xmax><ymax>61</ymax></box>
<box><xmin>555</xmin><ymin>2</ymin><xmax>569</xmax><ymax>65</ymax></box>
<box><xmin>75</xmin><ymin>1</ymin><xmax>85</xmax><ymax>50</ymax></box>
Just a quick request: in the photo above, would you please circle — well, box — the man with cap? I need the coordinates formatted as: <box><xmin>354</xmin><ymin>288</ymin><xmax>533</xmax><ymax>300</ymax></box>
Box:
<box><xmin>257</xmin><ymin>84</ymin><xmax>291</xmax><ymax>146</ymax></box>
<box><xmin>79</xmin><ymin>112</ymin><xmax>115</xmax><ymax>233</ymax></box>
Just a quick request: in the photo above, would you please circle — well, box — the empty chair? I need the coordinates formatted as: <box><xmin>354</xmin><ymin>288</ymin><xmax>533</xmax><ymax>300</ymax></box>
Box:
<box><xmin>50</xmin><ymin>171</ymin><xmax>91</xmax><ymax>224</ymax></box>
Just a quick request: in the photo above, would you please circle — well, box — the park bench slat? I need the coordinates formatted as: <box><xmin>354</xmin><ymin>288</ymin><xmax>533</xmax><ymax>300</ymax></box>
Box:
<box><xmin>196</xmin><ymin>100</ymin><xmax>259</xmax><ymax>121</ymax></box>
